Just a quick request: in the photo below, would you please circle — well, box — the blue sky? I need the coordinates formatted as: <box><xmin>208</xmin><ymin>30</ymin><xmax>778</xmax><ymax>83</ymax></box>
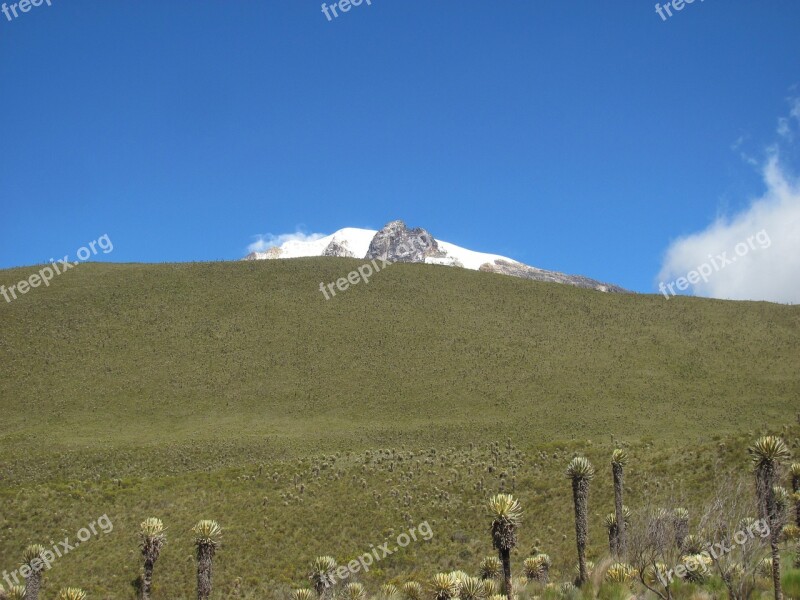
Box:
<box><xmin>1</xmin><ymin>0</ymin><xmax>799</xmax><ymax>299</ymax></box>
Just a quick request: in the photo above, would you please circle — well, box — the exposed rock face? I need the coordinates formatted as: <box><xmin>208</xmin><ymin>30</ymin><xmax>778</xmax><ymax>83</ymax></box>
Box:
<box><xmin>243</xmin><ymin>247</ymin><xmax>283</xmax><ymax>260</ymax></box>
<box><xmin>479</xmin><ymin>260</ymin><xmax>627</xmax><ymax>293</ymax></box>
<box><xmin>365</xmin><ymin>220</ymin><xmax>444</xmax><ymax>263</ymax></box>
<box><xmin>323</xmin><ymin>239</ymin><xmax>356</xmax><ymax>258</ymax></box>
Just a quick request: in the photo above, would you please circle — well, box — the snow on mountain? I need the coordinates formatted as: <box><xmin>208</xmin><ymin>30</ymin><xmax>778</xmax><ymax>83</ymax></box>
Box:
<box><xmin>243</xmin><ymin>220</ymin><xmax>627</xmax><ymax>293</ymax></box>
<box><xmin>246</xmin><ymin>228</ymin><xmax>376</xmax><ymax>260</ymax></box>
<box><xmin>245</xmin><ymin>226</ymin><xmax>519</xmax><ymax>271</ymax></box>
<box><xmin>433</xmin><ymin>240</ymin><xmax>519</xmax><ymax>270</ymax></box>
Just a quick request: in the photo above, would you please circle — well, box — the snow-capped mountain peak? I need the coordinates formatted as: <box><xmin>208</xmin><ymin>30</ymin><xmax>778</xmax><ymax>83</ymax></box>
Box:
<box><xmin>245</xmin><ymin>223</ymin><xmax>519</xmax><ymax>270</ymax></box>
<box><xmin>244</xmin><ymin>220</ymin><xmax>626</xmax><ymax>293</ymax></box>
<box><xmin>245</xmin><ymin>228</ymin><xmax>376</xmax><ymax>260</ymax></box>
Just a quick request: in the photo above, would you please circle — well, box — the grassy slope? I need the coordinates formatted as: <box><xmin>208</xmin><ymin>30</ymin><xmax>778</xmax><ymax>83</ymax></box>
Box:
<box><xmin>0</xmin><ymin>260</ymin><xmax>798</xmax><ymax>598</ymax></box>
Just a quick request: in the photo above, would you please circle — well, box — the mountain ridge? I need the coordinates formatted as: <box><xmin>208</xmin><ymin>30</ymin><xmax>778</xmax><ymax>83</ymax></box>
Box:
<box><xmin>245</xmin><ymin>220</ymin><xmax>628</xmax><ymax>293</ymax></box>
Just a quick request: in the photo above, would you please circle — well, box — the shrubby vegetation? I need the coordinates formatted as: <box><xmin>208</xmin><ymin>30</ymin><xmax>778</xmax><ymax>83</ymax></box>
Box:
<box><xmin>1</xmin><ymin>431</ymin><xmax>799</xmax><ymax>599</ymax></box>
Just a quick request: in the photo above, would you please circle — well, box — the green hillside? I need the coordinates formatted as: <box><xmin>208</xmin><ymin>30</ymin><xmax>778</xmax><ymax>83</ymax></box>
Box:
<box><xmin>0</xmin><ymin>260</ymin><xmax>798</xmax><ymax>598</ymax></box>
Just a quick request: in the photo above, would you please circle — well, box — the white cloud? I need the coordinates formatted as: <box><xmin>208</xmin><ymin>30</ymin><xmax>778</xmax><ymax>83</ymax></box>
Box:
<box><xmin>791</xmin><ymin>97</ymin><xmax>800</xmax><ymax>122</ymax></box>
<box><xmin>657</xmin><ymin>154</ymin><xmax>800</xmax><ymax>303</ymax></box>
<box><xmin>777</xmin><ymin>97</ymin><xmax>800</xmax><ymax>140</ymax></box>
<box><xmin>777</xmin><ymin>117</ymin><xmax>792</xmax><ymax>140</ymax></box>
<box><xmin>248</xmin><ymin>231</ymin><xmax>326</xmax><ymax>253</ymax></box>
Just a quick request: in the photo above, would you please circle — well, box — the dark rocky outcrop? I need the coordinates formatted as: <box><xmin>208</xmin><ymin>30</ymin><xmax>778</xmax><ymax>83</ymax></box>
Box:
<box><xmin>365</xmin><ymin>220</ymin><xmax>445</xmax><ymax>263</ymax></box>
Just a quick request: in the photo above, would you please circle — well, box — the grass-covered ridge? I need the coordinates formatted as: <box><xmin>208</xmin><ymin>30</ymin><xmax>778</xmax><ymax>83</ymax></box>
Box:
<box><xmin>0</xmin><ymin>259</ymin><xmax>797</xmax><ymax>479</ymax></box>
<box><xmin>0</xmin><ymin>259</ymin><xmax>798</xmax><ymax>598</ymax></box>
